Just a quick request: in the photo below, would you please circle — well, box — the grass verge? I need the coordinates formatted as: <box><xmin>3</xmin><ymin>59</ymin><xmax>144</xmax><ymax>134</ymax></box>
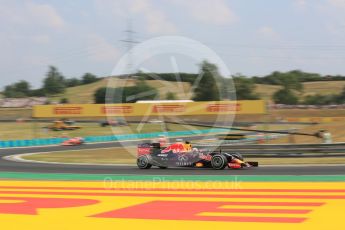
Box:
<box><xmin>0</xmin><ymin>122</ymin><xmax>206</xmax><ymax>140</ymax></box>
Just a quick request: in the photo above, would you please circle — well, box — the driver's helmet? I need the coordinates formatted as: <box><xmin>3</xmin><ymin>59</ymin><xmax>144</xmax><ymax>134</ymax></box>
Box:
<box><xmin>184</xmin><ymin>141</ymin><xmax>192</xmax><ymax>152</ymax></box>
<box><xmin>158</xmin><ymin>135</ymin><xmax>167</xmax><ymax>146</ymax></box>
<box><xmin>76</xmin><ymin>137</ymin><xmax>85</xmax><ymax>142</ymax></box>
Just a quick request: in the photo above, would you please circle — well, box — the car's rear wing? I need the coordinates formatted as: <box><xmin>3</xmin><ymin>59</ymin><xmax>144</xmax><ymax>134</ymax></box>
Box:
<box><xmin>137</xmin><ymin>143</ymin><xmax>161</xmax><ymax>156</ymax></box>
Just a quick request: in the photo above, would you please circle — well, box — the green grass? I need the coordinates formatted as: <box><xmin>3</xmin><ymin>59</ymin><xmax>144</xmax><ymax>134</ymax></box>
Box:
<box><xmin>23</xmin><ymin>147</ymin><xmax>137</xmax><ymax>164</ymax></box>
<box><xmin>255</xmin><ymin>84</ymin><xmax>281</xmax><ymax>101</ymax></box>
<box><xmin>251</xmin><ymin>124</ymin><xmax>309</xmax><ymax>131</ymax></box>
<box><xmin>0</xmin><ymin>122</ymin><xmax>206</xmax><ymax>140</ymax></box>
<box><xmin>49</xmin><ymin>79</ymin><xmax>110</xmax><ymax>104</ymax></box>
<box><xmin>0</xmin><ymin>108</ymin><xmax>32</xmax><ymax>119</ymax></box>
<box><xmin>22</xmin><ymin>146</ymin><xmax>345</xmax><ymax>165</ymax></box>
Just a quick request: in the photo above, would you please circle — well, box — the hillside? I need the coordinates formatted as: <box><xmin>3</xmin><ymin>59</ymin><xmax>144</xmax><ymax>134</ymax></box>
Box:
<box><xmin>50</xmin><ymin>78</ymin><xmax>192</xmax><ymax>104</ymax></box>
<box><xmin>254</xmin><ymin>81</ymin><xmax>345</xmax><ymax>101</ymax></box>
<box><xmin>303</xmin><ymin>81</ymin><xmax>345</xmax><ymax>96</ymax></box>
<box><xmin>254</xmin><ymin>84</ymin><xmax>281</xmax><ymax>100</ymax></box>
<box><xmin>3</xmin><ymin>78</ymin><xmax>343</xmax><ymax>104</ymax></box>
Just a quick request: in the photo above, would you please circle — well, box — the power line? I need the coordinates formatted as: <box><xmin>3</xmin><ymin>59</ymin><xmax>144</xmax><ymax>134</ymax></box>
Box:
<box><xmin>120</xmin><ymin>20</ymin><xmax>139</xmax><ymax>74</ymax></box>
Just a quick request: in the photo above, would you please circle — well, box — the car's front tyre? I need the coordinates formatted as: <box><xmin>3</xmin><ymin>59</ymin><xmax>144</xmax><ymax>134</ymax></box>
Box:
<box><xmin>211</xmin><ymin>154</ymin><xmax>228</xmax><ymax>170</ymax></box>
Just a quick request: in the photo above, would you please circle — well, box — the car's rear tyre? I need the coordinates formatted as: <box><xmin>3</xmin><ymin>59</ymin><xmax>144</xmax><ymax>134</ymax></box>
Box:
<box><xmin>137</xmin><ymin>155</ymin><xmax>152</xmax><ymax>169</ymax></box>
<box><xmin>211</xmin><ymin>154</ymin><xmax>228</xmax><ymax>170</ymax></box>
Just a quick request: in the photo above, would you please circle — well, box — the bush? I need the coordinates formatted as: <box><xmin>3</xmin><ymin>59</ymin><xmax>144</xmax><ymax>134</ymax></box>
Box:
<box><xmin>82</xmin><ymin>73</ymin><xmax>98</xmax><ymax>84</ymax></box>
<box><xmin>65</xmin><ymin>78</ymin><xmax>82</xmax><ymax>87</ymax></box>
<box><xmin>94</xmin><ymin>87</ymin><xmax>107</xmax><ymax>104</ymax></box>
<box><xmin>60</xmin><ymin>98</ymin><xmax>69</xmax><ymax>104</ymax></box>
<box><xmin>273</xmin><ymin>88</ymin><xmax>298</xmax><ymax>105</ymax></box>
<box><xmin>29</xmin><ymin>88</ymin><xmax>46</xmax><ymax>97</ymax></box>
<box><xmin>135</xmin><ymin>72</ymin><xmax>197</xmax><ymax>83</ymax></box>
<box><xmin>3</xmin><ymin>80</ymin><xmax>31</xmax><ymax>98</ymax></box>
<box><xmin>233</xmin><ymin>75</ymin><xmax>259</xmax><ymax>100</ymax></box>
<box><xmin>165</xmin><ymin>92</ymin><xmax>177</xmax><ymax>100</ymax></box>
<box><xmin>94</xmin><ymin>80</ymin><xmax>159</xmax><ymax>104</ymax></box>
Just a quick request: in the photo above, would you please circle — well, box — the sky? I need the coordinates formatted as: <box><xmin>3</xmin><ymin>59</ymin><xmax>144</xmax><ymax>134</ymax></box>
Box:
<box><xmin>2</xmin><ymin>0</ymin><xmax>345</xmax><ymax>88</ymax></box>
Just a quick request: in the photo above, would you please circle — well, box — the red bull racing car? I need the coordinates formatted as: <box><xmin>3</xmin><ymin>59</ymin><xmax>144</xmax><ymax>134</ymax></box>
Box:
<box><xmin>137</xmin><ymin>141</ymin><xmax>258</xmax><ymax>170</ymax></box>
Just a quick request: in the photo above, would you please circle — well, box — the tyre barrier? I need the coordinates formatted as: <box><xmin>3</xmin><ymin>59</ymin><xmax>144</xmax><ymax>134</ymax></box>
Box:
<box><xmin>0</xmin><ymin>128</ymin><xmax>230</xmax><ymax>148</ymax></box>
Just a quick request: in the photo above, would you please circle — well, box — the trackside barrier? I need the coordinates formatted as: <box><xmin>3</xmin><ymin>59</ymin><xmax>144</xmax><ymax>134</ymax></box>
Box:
<box><xmin>194</xmin><ymin>142</ymin><xmax>345</xmax><ymax>155</ymax></box>
<box><xmin>0</xmin><ymin>128</ymin><xmax>229</xmax><ymax>149</ymax></box>
<box><xmin>214</xmin><ymin>134</ymin><xmax>287</xmax><ymax>145</ymax></box>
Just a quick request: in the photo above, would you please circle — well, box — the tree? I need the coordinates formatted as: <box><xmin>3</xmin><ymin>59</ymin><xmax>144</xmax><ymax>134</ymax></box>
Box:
<box><xmin>94</xmin><ymin>87</ymin><xmax>107</xmax><ymax>104</ymax></box>
<box><xmin>14</xmin><ymin>81</ymin><xmax>30</xmax><ymax>96</ymax></box>
<box><xmin>165</xmin><ymin>92</ymin><xmax>177</xmax><ymax>100</ymax></box>
<box><xmin>253</xmin><ymin>70</ymin><xmax>322</xmax><ymax>86</ymax></box>
<box><xmin>29</xmin><ymin>88</ymin><xmax>46</xmax><ymax>97</ymax></box>
<box><xmin>302</xmin><ymin>87</ymin><xmax>345</xmax><ymax>105</ymax></box>
<box><xmin>267</xmin><ymin>71</ymin><xmax>303</xmax><ymax>91</ymax></box>
<box><xmin>3</xmin><ymin>80</ymin><xmax>31</xmax><ymax>98</ymax></box>
<box><xmin>303</xmin><ymin>94</ymin><xmax>336</xmax><ymax>105</ymax></box>
<box><xmin>3</xmin><ymin>85</ymin><xmax>24</xmax><ymax>98</ymax></box>
<box><xmin>192</xmin><ymin>61</ymin><xmax>221</xmax><ymax>101</ymax></box>
<box><xmin>43</xmin><ymin>66</ymin><xmax>66</xmax><ymax>95</ymax></box>
<box><xmin>273</xmin><ymin>88</ymin><xmax>298</xmax><ymax>105</ymax></box>
<box><xmin>82</xmin><ymin>73</ymin><xmax>98</xmax><ymax>84</ymax></box>
<box><xmin>281</xmin><ymin>71</ymin><xmax>304</xmax><ymax>92</ymax></box>
<box><xmin>65</xmin><ymin>78</ymin><xmax>81</xmax><ymax>87</ymax></box>
<box><xmin>233</xmin><ymin>75</ymin><xmax>259</xmax><ymax>100</ymax></box>
<box><xmin>336</xmin><ymin>86</ymin><xmax>345</xmax><ymax>104</ymax></box>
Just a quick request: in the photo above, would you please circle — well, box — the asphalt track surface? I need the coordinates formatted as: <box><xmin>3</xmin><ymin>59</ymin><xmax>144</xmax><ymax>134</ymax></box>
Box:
<box><xmin>0</xmin><ymin>139</ymin><xmax>344</xmax><ymax>175</ymax></box>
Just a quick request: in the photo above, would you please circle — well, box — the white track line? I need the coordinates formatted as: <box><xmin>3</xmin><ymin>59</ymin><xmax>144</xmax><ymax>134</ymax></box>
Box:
<box><xmin>3</xmin><ymin>152</ymin><xmax>135</xmax><ymax>166</ymax></box>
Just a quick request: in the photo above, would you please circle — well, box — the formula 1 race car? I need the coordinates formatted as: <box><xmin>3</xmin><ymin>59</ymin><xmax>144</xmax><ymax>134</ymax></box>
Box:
<box><xmin>137</xmin><ymin>141</ymin><xmax>258</xmax><ymax>170</ymax></box>
<box><xmin>61</xmin><ymin>137</ymin><xmax>85</xmax><ymax>146</ymax></box>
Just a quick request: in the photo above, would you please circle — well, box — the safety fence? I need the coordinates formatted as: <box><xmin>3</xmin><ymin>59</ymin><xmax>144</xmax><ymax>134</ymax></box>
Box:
<box><xmin>0</xmin><ymin>128</ymin><xmax>229</xmax><ymax>148</ymax></box>
<box><xmin>194</xmin><ymin>142</ymin><xmax>345</xmax><ymax>156</ymax></box>
<box><xmin>209</xmin><ymin>134</ymin><xmax>287</xmax><ymax>145</ymax></box>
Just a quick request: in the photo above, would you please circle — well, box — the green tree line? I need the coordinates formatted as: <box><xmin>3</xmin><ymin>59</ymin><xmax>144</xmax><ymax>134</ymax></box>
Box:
<box><xmin>2</xmin><ymin>66</ymin><xmax>100</xmax><ymax>98</ymax></box>
<box><xmin>3</xmin><ymin>64</ymin><xmax>345</xmax><ymax>105</ymax></box>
